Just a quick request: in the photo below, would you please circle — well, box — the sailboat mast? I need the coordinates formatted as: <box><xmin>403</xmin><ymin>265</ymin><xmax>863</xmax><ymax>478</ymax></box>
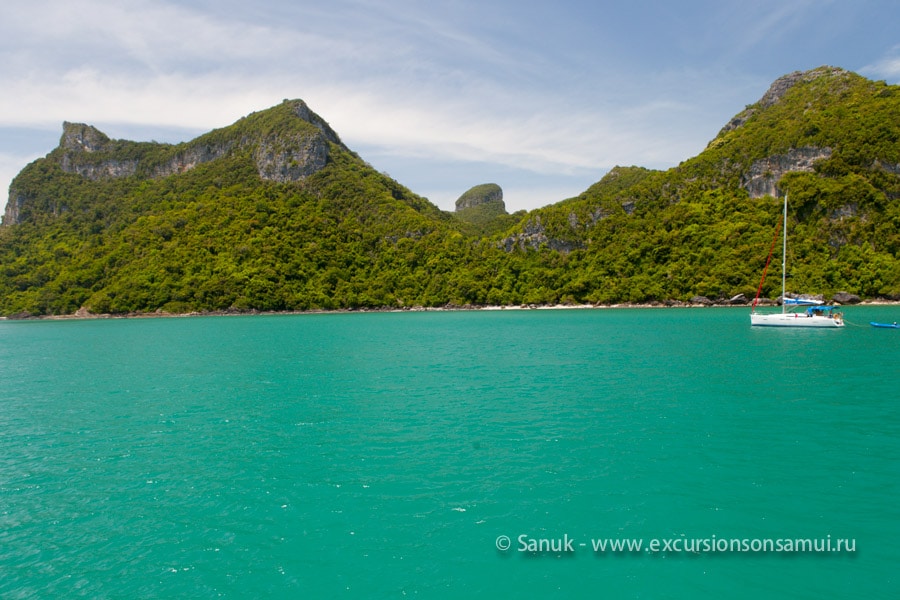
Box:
<box><xmin>781</xmin><ymin>194</ymin><xmax>788</xmax><ymax>315</ymax></box>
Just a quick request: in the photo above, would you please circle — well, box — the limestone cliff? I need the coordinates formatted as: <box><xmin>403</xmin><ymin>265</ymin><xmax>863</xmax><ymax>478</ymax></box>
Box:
<box><xmin>3</xmin><ymin>189</ymin><xmax>25</xmax><ymax>226</ymax></box>
<box><xmin>5</xmin><ymin>100</ymin><xmax>345</xmax><ymax>225</ymax></box>
<box><xmin>741</xmin><ymin>146</ymin><xmax>833</xmax><ymax>199</ymax></box>
<box><xmin>58</xmin><ymin>122</ymin><xmax>140</xmax><ymax>179</ymax></box>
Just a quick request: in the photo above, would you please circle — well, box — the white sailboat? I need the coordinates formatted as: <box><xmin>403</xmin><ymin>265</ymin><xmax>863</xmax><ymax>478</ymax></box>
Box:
<box><xmin>749</xmin><ymin>194</ymin><xmax>844</xmax><ymax>328</ymax></box>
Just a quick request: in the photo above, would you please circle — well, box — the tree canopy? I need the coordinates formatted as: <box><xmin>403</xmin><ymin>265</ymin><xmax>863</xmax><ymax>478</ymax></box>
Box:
<box><xmin>2</xmin><ymin>67</ymin><xmax>899</xmax><ymax>317</ymax></box>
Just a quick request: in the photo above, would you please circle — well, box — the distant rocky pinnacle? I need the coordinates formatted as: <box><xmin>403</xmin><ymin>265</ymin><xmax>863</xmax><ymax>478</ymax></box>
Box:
<box><xmin>62</xmin><ymin>122</ymin><xmax>110</xmax><ymax>152</ymax></box>
<box><xmin>455</xmin><ymin>183</ymin><xmax>505</xmax><ymax>212</ymax></box>
<box><xmin>58</xmin><ymin>122</ymin><xmax>141</xmax><ymax>179</ymax></box>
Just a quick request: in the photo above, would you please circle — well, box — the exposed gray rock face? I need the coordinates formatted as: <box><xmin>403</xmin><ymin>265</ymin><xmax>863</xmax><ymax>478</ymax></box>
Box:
<box><xmin>250</xmin><ymin>100</ymin><xmax>343</xmax><ymax>183</ymax></box>
<box><xmin>739</xmin><ymin>148</ymin><xmax>900</xmax><ymax>201</ymax></box>
<box><xmin>500</xmin><ymin>216</ymin><xmax>581</xmax><ymax>252</ymax></box>
<box><xmin>872</xmin><ymin>160</ymin><xmax>900</xmax><ymax>176</ymax></box>
<box><xmin>59</xmin><ymin>122</ymin><xmax>139</xmax><ymax>179</ymax></box>
<box><xmin>61</xmin><ymin>121</ymin><xmax>109</xmax><ymax>152</ymax></box>
<box><xmin>588</xmin><ymin>202</ymin><xmax>631</xmax><ymax>222</ymax></box>
<box><xmin>290</xmin><ymin>100</ymin><xmax>343</xmax><ymax>146</ymax></box>
<box><xmin>62</xmin><ymin>156</ymin><xmax>140</xmax><ymax>179</ymax></box>
<box><xmin>151</xmin><ymin>143</ymin><xmax>233</xmax><ymax>178</ymax></box>
<box><xmin>741</xmin><ymin>146</ymin><xmax>833</xmax><ymax>198</ymax></box>
<box><xmin>3</xmin><ymin>189</ymin><xmax>26</xmax><ymax>226</ymax></box>
<box><xmin>254</xmin><ymin>133</ymin><xmax>330</xmax><ymax>183</ymax></box>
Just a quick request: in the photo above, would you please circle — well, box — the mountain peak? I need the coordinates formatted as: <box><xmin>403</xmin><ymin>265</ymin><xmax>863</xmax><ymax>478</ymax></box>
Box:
<box><xmin>758</xmin><ymin>66</ymin><xmax>851</xmax><ymax>109</ymax></box>
<box><xmin>718</xmin><ymin>66</ymin><xmax>853</xmax><ymax>135</ymax></box>
<box><xmin>60</xmin><ymin>122</ymin><xmax>111</xmax><ymax>153</ymax></box>
<box><xmin>280</xmin><ymin>99</ymin><xmax>344</xmax><ymax>147</ymax></box>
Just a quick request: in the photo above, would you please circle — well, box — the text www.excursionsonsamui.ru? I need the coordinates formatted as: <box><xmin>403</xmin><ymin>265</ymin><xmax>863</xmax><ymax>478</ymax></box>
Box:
<box><xmin>494</xmin><ymin>534</ymin><xmax>856</xmax><ymax>555</ymax></box>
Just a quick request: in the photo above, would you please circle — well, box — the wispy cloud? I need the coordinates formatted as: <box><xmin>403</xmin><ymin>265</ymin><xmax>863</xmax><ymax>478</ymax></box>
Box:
<box><xmin>712</xmin><ymin>0</ymin><xmax>825</xmax><ymax>57</ymax></box>
<box><xmin>1</xmin><ymin>0</ymin><xmax>708</xmax><ymax>197</ymax></box>
<box><xmin>2</xmin><ymin>0</ymin><xmax>899</xmax><ymax>211</ymax></box>
<box><xmin>861</xmin><ymin>46</ymin><xmax>900</xmax><ymax>80</ymax></box>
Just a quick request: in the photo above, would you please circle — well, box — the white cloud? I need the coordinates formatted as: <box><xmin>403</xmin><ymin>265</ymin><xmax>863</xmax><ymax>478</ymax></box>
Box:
<box><xmin>714</xmin><ymin>0</ymin><xmax>824</xmax><ymax>57</ymax></box>
<box><xmin>3</xmin><ymin>0</ymin><xmax>897</xmax><ymax>214</ymax></box>
<box><xmin>0</xmin><ymin>1</ymin><xmax>730</xmax><ymax>169</ymax></box>
<box><xmin>861</xmin><ymin>46</ymin><xmax>900</xmax><ymax>80</ymax></box>
<box><xmin>0</xmin><ymin>68</ymin><xmax>275</xmax><ymax>131</ymax></box>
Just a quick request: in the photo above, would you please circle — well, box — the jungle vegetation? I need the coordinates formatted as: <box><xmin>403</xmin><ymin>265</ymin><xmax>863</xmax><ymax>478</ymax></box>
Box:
<box><xmin>1</xmin><ymin>67</ymin><xmax>899</xmax><ymax>316</ymax></box>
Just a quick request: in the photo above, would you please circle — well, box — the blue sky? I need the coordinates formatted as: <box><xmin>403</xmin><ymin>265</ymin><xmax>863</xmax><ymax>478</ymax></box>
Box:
<box><xmin>2</xmin><ymin>0</ymin><xmax>900</xmax><ymax>214</ymax></box>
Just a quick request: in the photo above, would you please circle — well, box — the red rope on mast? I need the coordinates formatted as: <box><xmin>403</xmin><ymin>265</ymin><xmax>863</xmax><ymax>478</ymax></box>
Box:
<box><xmin>751</xmin><ymin>219</ymin><xmax>782</xmax><ymax>311</ymax></box>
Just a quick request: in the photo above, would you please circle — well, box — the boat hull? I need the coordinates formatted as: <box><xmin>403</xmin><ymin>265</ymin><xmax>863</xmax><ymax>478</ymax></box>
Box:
<box><xmin>750</xmin><ymin>312</ymin><xmax>843</xmax><ymax>328</ymax></box>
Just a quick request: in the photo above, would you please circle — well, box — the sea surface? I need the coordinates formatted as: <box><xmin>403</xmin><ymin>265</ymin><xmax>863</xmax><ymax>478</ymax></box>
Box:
<box><xmin>0</xmin><ymin>307</ymin><xmax>897</xmax><ymax>598</ymax></box>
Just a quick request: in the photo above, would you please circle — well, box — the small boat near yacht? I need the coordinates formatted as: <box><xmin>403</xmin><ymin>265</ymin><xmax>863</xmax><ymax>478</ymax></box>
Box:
<box><xmin>749</xmin><ymin>194</ymin><xmax>844</xmax><ymax>328</ymax></box>
<box><xmin>870</xmin><ymin>322</ymin><xmax>899</xmax><ymax>329</ymax></box>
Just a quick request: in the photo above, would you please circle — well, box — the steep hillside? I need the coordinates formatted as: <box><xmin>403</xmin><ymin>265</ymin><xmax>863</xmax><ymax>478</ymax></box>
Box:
<box><xmin>0</xmin><ymin>101</ymin><xmax>474</xmax><ymax>315</ymax></box>
<box><xmin>499</xmin><ymin>67</ymin><xmax>900</xmax><ymax>302</ymax></box>
<box><xmin>2</xmin><ymin>67</ymin><xmax>899</xmax><ymax>317</ymax></box>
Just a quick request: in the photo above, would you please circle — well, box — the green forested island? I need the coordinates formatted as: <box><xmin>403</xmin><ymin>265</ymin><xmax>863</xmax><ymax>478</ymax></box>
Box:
<box><xmin>2</xmin><ymin>66</ymin><xmax>899</xmax><ymax>317</ymax></box>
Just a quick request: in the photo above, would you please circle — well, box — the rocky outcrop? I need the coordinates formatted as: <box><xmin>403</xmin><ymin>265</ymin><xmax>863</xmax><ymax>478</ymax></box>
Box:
<box><xmin>58</xmin><ymin>122</ymin><xmax>139</xmax><ymax>179</ymax></box>
<box><xmin>741</xmin><ymin>146</ymin><xmax>833</xmax><ymax>198</ymax></box>
<box><xmin>150</xmin><ymin>143</ymin><xmax>233</xmax><ymax>178</ymax></box>
<box><xmin>873</xmin><ymin>160</ymin><xmax>900</xmax><ymax>177</ymax></box>
<box><xmin>455</xmin><ymin>183</ymin><xmax>504</xmax><ymax>212</ymax></box>
<box><xmin>253</xmin><ymin>100</ymin><xmax>343</xmax><ymax>182</ymax></box>
<box><xmin>831</xmin><ymin>291</ymin><xmax>861</xmax><ymax>304</ymax></box>
<box><xmin>500</xmin><ymin>216</ymin><xmax>581</xmax><ymax>252</ymax></box>
<box><xmin>289</xmin><ymin>99</ymin><xmax>343</xmax><ymax>146</ymax></box>
<box><xmin>61</xmin><ymin>121</ymin><xmax>110</xmax><ymax>153</ymax></box>
<box><xmin>62</xmin><ymin>156</ymin><xmax>140</xmax><ymax>179</ymax></box>
<box><xmin>3</xmin><ymin>189</ymin><xmax>26</xmax><ymax>226</ymax></box>
<box><xmin>254</xmin><ymin>132</ymin><xmax>330</xmax><ymax>183</ymax></box>
<box><xmin>741</xmin><ymin>149</ymin><xmax>900</xmax><ymax>201</ymax></box>
<box><xmin>719</xmin><ymin>66</ymin><xmax>849</xmax><ymax>135</ymax></box>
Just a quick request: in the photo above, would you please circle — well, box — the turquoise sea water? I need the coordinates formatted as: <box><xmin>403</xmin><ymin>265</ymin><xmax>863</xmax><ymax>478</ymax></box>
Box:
<box><xmin>0</xmin><ymin>307</ymin><xmax>897</xmax><ymax>598</ymax></box>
